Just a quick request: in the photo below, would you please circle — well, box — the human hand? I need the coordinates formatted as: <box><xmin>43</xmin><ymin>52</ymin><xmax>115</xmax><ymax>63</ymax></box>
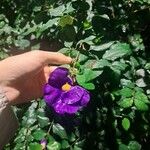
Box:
<box><xmin>0</xmin><ymin>50</ymin><xmax>72</xmax><ymax>104</ymax></box>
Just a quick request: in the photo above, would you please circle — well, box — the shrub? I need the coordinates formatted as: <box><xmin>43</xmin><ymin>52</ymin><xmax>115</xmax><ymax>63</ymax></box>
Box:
<box><xmin>1</xmin><ymin>0</ymin><xmax>150</xmax><ymax>149</ymax></box>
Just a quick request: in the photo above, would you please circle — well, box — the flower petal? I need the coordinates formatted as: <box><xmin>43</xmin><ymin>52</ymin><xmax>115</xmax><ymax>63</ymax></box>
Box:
<box><xmin>43</xmin><ymin>67</ymin><xmax>90</xmax><ymax>115</ymax></box>
<box><xmin>43</xmin><ymin>85</ymin><xmax>61</xmax><ymax>105</ymax></box>
<box><xmin>43</xmin><ymin>83</ymin><xmax>52</xmax><ymax>94</ymax></box>
<box><xmin>61</xmin><ymin>86</ymin><xmax>84</xmax><ymax>105</ymax></box>
<box><xmin>48</xmin><ymin>67</ymin><xmax>72</xmax><ymax>88</ymax></box>
<box><xmin>53</xmin><ymin>100</ymin><xmax>79</xmax><ymax>114</ymax></box>
<box><xmin>40</xmin><ymin>139</ymin><xmax>47</xmax><ymax>145</ymax></box>
<box><xmin>80</xmin><ymin>89</ymin><xmax>90</xmax><ymax>106</ymax></box>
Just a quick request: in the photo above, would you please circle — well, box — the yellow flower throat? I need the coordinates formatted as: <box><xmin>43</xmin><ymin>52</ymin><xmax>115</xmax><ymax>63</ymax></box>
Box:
<box><xmin>62</xmin><ymin>82</ymin><xmax>71</xmax><ymax>91</ymax></box>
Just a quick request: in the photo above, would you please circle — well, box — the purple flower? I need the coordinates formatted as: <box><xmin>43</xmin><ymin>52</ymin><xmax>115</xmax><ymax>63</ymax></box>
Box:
<box><xmin>43</xmin><ymin>67</ymin><xmax>90</xmax><ymax>114</ymax></box>
<box><xmin>40</xmin><ymin>139</ymin><xmax>47</xmax><ymax>149</ymax></box>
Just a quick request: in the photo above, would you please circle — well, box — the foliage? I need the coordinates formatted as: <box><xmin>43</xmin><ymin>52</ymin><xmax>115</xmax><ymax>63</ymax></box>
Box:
<box><xmin>1</xmin><ymin>0</ymin><xmax>150</xmax><ymax>149</ymax></box>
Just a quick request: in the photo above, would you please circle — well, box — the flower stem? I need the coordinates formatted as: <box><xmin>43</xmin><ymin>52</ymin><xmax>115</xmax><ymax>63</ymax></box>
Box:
<box><xmin>46</xmin><ymin>120</ymin><xmax>54</xmax><ymax>137</ymax></box>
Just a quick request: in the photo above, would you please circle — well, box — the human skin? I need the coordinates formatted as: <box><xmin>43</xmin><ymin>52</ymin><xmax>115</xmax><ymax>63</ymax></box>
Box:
<box><xmin>0</xmin><ymin>50</ymin><xmax>72</xmax><ymax>104</ymax></box>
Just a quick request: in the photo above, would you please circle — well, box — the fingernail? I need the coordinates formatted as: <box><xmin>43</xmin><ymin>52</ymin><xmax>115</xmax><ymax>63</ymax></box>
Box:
<box><xmin>67</xmin><ymin>57</ymin><xmax>73</xmax><ymax>63</ymax></box>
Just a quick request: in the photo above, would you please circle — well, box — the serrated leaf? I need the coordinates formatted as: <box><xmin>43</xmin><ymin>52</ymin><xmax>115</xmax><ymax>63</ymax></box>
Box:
<box><xmin>134</xmin><ymin>91</ymin><xmax>149</xmax><ymax>103</ymax></box>
<box><xmin>134</xmin><ymin>90</ymin><xmax>149</xmax><ymax>111</ymax></box>
<box><xmin>53</xmin><ymin>123</ymin><xmax>67</xmax><ymax>139</ymax></box>
<box><xmin>128</xmin><ymin>141</ymin><xmax>141</xmax><ymax>150</ymax></box>
<box><xmin>122</xmin><ymin>118</ymin><xmax>130</xmax><ymax>131</ymax></box>
<box><xmin>120</xmin><ymin>88</ymin><xmax>133</xmax><ymax>98</ymax></box>
<box><xmin>103</xmin><ymin>43</ymin><xmax>131</xmax><ymax>61</ymax></box>
<box><xmin>118</xmin><ymin>98</ymin><xmax>133</xmax><ymax>108</ymax></box>
<box><xmin>134</xmin><ymin>99</ymin><xmax>149</xmax><ymax>111</ymax></box>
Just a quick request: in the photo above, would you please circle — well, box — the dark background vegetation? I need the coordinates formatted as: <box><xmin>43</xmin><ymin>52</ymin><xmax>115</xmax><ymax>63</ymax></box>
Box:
<box><xmin>0</xmin><ymin>0</ymin><xmax>150</xmax><ymax>150</ymax></box>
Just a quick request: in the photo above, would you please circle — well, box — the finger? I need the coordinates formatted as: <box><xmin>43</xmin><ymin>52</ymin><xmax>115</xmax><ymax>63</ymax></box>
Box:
<box><xmin>42</xmin><ymin>51</ymin><xmax>72</xmax><ymax>65</ymax></box>
<box><xmin>44</xmin><ymin>66</ymin><xmax>57</xmax><ymax>82</ymax></box>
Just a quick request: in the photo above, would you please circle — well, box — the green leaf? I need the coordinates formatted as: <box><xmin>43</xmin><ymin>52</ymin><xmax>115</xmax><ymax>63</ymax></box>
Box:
<box><xmin>43</xmin><ymin>18</ymin><xmax>59</xmax><ymax>30</ymax></box>
<box><xmin>33</xmin><ymin>130</ymin><xmax>46</xmax><ymax>141</ymax></box>
<box><xmin>59</xmin><ymin>15</ymin><xmax>74</xmax><ymax>27</ymax></box>
<box><xmin>26</xmin><ymin>117</ymin><xmax>37</xmax><ymax>126</ymax></box>
<box><xmin>37</xmin><ymin>115</ymin><xmax>50</xmax><ymax>128</ymax></box>
<box><xmin>103</xmin><ymin>43</ymin><xmax>131</xmax><ymax>61</ymax></box>
<box><xmin>136</xmin><ymin>78</ymin><xmax>147</xmax><ymax>87</ymax></box>
<box><xmin>15</xmin><ymin>39</ymin><xmax>30</xmax><ymax>49</ymax></box>
<box><xmin>145</xmin><ymin>63</ymin><xmax>150</xmax><ymax>70</ymax></box>
<box><xmin>90</xmin><ymin>41</ymin><xmax>115</xmax><ymax>51</ymax></box>
<box><xmin>134</xmin><ymin>91</ymin><xmax>149</xmax><ymax>103</ymax></box>
<box><xmin>121</xmin><ymin>79</ymin><xmax>135</xmax><ymax>89</ymax></box>
<box><xmin>29</xmin><ymin>143</ymin><xmax>42</xmax><ymax>150</ymax></box>
<box><xmin>50</xmin><ymin>5</ymin><xmax>65</xmax><ymax>16</ymax></box>
<box><xmin>63</xmin><ymin>2</ymin><xmax>75</xmax><ymax>13</ymax></box>
<box><xmin>0</xmin><ymin>50</ymin><xmax>9</xmax><ymax>59</ymax></box>
<box><xmin>47</xmin><ymin>141</ymin><xmax>61</xmax><ymax>150</ymax></box>
<box><xmin>130</xmin><ymin>56</ymin><xmax>140</xmax><ymax>68</ymax></box>
<box><xmin>14</xmin><ymin>143</ymin><xmax>25</xmax><ymax>150</ymax></box>
<box><xmin>122</xmin><ymin>118</ymin><xmax>130</xmax><ymax>131</ymax></box>
<box><xmin>128</xmin><ymin>141</ymin><xmax>141</xmax><ymax>150</ymax></box>
<box><xmin>112</xmin><ymin>61</ymin><xmax>128</xmax><ymax>71</ymax></box>
<box><xmin>77</xmin><ymin>35</ymin><xmax>95</xmax><ymax>45</ymax></box>
<box><xmin>76</xmin><ymin>69</ymin><xmax>102</xmax><ymax>90</ymax></box>
<box><xmin>61</xmin><ymin>140</ymin><xmax>69</xmax><ymax>149</ymax></box>
<box><xmin>52</xmin><ymin>123</ymin><xmax>67</xmax><ymax>139</ymax></box>
<box><xmin>67</xmin><ymin>132</ymin><xmax>76</xmax><ymax>142</ymax></box>
<box><xmin>92</xmin><ymin>59</ymin><xmax>111</xmax><ymax>69</ymax></box>
<box><xmin>134</xmin><ymin>99</ymin><xmax>149</xmax><ymax>111</ymax></box>
<box><xmin>119</xmin><ymin>144</ymin><xmax>128</xmax><ymax>150</ymax></box>
<box><xmin>134</xmin><ymin>91</ymin><xmax>149</xmax><ymax>111</ymax></box>
<box><xmin>118</xmin><ymin>98</ymin><xmax>133</xmax><ymax>108</ymax></box>
<box><xmin>73</xmin><ymin>146</ymin><xmax>82</xmax><ymax>150</ymax></box>
<box><xmin>77</xmin><ymin>69</ymin><xmax>103</xmax><ymax>83</ymax></box>
<box><xmin>64</xmin><ymin>41</ymin><xmax>73</xmax><ymax>48</ymax></box>
<box><xmin>110</xmin><ymin>67</ymin><xmax>121</xmax><ymax>76</ymax></box>
<box><xmin>120</xmin><ymin>88</ymin><xmax>133</xmax><ymax>98</ymax></box>
<box><xmin>59</xmin><ymin>26</ymin><xmax>76</xmax><ymax>42</ymax></box>
<box><xmin>78</xmin><ymin>82</ymin><xmax>95</xmax><ymax>90</ymax></box>
<box><xmin>58</xmin><ymin>48</ymin><xmax>70</xmax><ymax>54</ymax></box>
